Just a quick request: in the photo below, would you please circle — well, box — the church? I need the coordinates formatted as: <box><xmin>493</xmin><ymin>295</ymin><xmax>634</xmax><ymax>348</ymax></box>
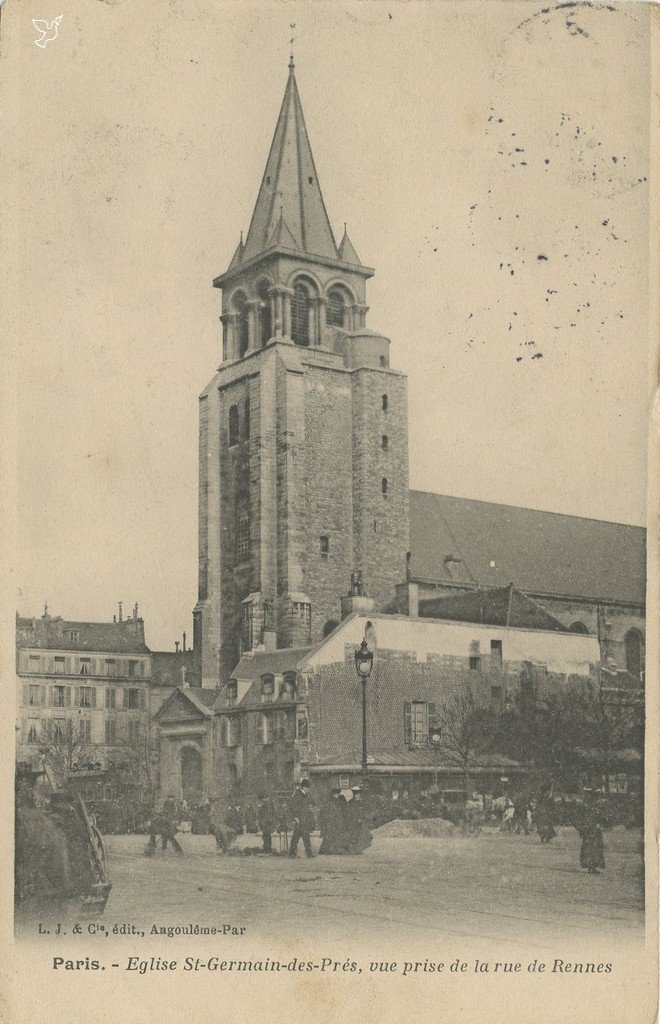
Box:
<box><xmin>156</xmin><ymin>60</ymin><xmax>645</xmax><ymax>807</ymax></box>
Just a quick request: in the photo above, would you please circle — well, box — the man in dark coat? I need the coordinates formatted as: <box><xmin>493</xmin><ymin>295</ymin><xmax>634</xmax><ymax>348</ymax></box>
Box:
<box><xmin>288</xmin><ymin>779</ymin><xmax>315</xmax><ymax>858</ymax></box>
<box><xmin>257</xmin><ymin>794</ymin><xmax>277</xmax><ymax>854</ymax></box>
<box><xmin>147</xmin><ymin>796</ymin><xmax>183</xmax><ymax>856</ymax></box>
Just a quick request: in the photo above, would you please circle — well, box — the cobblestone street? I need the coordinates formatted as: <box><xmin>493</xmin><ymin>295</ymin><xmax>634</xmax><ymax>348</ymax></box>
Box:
<box><xmin>98</xmin><ymin>827</ymin><xmax>644</xmax><ymax>951</ymax></box>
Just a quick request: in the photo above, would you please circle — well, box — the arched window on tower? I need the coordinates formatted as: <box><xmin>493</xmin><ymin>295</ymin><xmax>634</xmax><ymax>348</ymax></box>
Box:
<box><xmin>233</xmin><ymin>292</ymin><xmax>249</xmax><ymax>358</ymax></box>
<box><xmin>625</xmin><ymin>628</ymin><xmax>645</xmax><ymax>680</ymax></box>
<box><xmin>257</xmin><ymin>280</ymin><xmax>272</xmax><ymax>346</ymax></box>
<box><xmin>291</xmin><ymin>282</ymin><xmax>310</xmax><ymax>347</ymax></box>
<box><xmin>326</xmin><ymin>288</ymin><xmax>347</xmax><ymax>328</ymax></box>
<box><xmin>235</xmin><ymin>492</ymin><xmax>250</xmax><ymax>564</ymax></box>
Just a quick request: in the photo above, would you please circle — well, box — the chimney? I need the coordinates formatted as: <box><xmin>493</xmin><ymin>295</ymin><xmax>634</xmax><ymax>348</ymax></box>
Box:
<box><xmin>182</xmin><ymin>632</ymin><xmax>187</xmax><ymax>653</ymax></box>
<box><xmin>181</xmin><ymin>666</ymin><xmax>188</xmax><ymax>688</ymax></box>
<box><xmin>134</xmin><ymin>602</ymin><xmax>139</xmax><ymax>620</ymax></box>
<box><xmin>118</xmin><ymin>602</ymin><xmax>123</xmax><ymax>622</ymax></box>
<box><xmin>175</xmin><ymin>641</ymin><xmax>180</xmax><ymax>653</ymax></box>
<box><xmin>113</xmin><ymin>615</ymin><xmax>117</xmax><ymax>623</ymax></box>
<box><xmin>341</xmin><ymin>572</ymin><xmax>376</xmax><ymax>620</ymax></box>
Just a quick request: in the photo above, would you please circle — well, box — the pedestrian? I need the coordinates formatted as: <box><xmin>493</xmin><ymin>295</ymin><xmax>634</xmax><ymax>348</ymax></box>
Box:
<box><xmin>535</xmin><ymin>788</ymin><xmax>557</xmax><ymax>844</ymax></box>
<box><xmin>512</xmin><ymin>792</ymin><xmax>530</xmax><ymax>834</ymax></box>
<box><xmin>319</xmin><ymin>788</ymin><xmax>348</xmax><ymax>854</ymax></box>
<box><xmin>288</xmin><ymin>779</ymin><xmax>315</xmax><ymax>858</ymax></box>
<box><xmin>257</xmin><ymin>793</ymin><xmax>277</xmax><ymax>854</ymax></box>
<box><xmin>209</xmin><ymin>797</ymin><xmax>236</xmax><ymax>854</ymax></box>
<box><xmin>226</xmin><ymin>803</ymin><xmax>243</xmax><ymax>835</ymax></box>
<box><xmin>345</xmin><ymin>786</ymin><xmax>372</xmax><ymax>853</ymax></box>
<box><xmin>576</xmin><ymin>798</ymin><xmax>606</xmax><ymax>874</ymax></box>
<box><xmin>147</xmin><ymin>796</ymin><xmax>183</xmax><ymax>856</ymax></box>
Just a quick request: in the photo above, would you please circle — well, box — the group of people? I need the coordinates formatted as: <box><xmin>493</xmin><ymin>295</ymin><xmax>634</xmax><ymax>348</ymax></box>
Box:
<box><xmin>145</xmin><ymin>780</ymin><xmax>374</xmax><ymax>860</ymax></box>
<box><xmin>499</xmin><ymin>788</ymin><xmax>606</xmax><ymax>874</ymax></box>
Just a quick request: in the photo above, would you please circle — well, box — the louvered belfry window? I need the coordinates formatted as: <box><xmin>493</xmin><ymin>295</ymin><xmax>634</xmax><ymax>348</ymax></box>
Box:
<box><xmin>326</xmin><ymin>288</ymin><xmax>345</xmax><ymax>327</ymax></box>
<box><xmin>291</xmin><ymin>283</ymin><xmax>310</xmax><ymax>346</ymax></box>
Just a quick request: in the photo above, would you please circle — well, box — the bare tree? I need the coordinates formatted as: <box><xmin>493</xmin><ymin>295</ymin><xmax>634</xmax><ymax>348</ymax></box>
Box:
<box><xmin>437</xmin><ymin>690</ymin><xmax>494</xmax><ymax>800</ymax></box>
<box><xmin>44</xmin><ymin>718</ymin><xmax>99</xmax><ymax>775</ymax></box>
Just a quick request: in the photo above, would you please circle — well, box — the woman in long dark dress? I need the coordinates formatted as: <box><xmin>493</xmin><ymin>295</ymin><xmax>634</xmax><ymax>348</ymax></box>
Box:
<box><xmin>535</xmin><ymin>789</ymin><xmax>557</xmax><ymax>844</ymax></box>
<box><xmin>576</xmin><ymin>801</ymin><xmax>605</xmax><ymax>874</ymax></box>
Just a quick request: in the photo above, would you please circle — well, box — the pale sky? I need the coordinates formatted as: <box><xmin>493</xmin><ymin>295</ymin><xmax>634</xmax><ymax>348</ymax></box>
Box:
<box><xmin>6</xmin><ymin>1</ymin><xmax>653</xmax><ymax>649</ymax></box>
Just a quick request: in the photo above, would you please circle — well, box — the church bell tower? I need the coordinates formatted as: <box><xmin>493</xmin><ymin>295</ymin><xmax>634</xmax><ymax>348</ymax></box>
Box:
<box><xmin>194</xmin><ymin>59</ymin><xmax>410</xmax><ymax>685</ymax></box>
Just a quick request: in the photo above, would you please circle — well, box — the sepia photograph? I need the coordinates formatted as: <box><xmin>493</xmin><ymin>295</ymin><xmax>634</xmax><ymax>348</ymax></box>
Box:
<box><xmin>3</xmin><ymin>1</ymin><xmax>657</xmax><ymax>1021</ymax></box>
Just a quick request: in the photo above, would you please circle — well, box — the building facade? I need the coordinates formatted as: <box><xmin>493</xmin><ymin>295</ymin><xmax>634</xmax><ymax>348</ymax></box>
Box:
<box><xmin>157</xmin><ymin>601</ymin><xmax>601</xmax><ymax>807</ymax></box>
<box><xmin>194</xmin><ymin>59</ymin><xmax>409</xmax><ymax>686</ymax></box>
<box><xmin>16</xmin><ymin>608</ymin><xmax>152</xmax><ymax>770</ymax></box>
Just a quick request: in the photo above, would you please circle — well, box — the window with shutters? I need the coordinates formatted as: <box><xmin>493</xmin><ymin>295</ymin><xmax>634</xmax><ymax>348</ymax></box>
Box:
<box><xmin>52</xmin><ymin>718</ymin><xmax>67</xmax><ymax>742</ymax></box>
<box><xmin>53</xmin><ymin>685</ymin><xmax>67</xmax><ymax>708</ymax></box>
<box><xmin>28</xmin><ymin>684</ymin><xmax>42</xmax><ymax>706</ymax></box>
<box><xmin>404</xmin><ymin>701</ymin><xmax>430</xmax><ymax>747</ymax></box>
<box><xmin>319</xmin><ymin>535</ymin><xmax>329</xmax><ymax>559</ymax></box>
<box><xmin>79</xmin><ymin>718</ymin><xmax>92</xmax><ymax>743</ymax></box>
<box><xmin>221</xmin><ymin>715</ymin><xmax>240</xmax><ymax>747</ymax></box>
<box><xmin>53</xmin><ymin>656</ymin><xmax>65</xmax><ymax>674</ymax></box>
<box><xmin>105</xmin><ymin>719</ymin><xmax>117</xmax><ymax>744</ymax></box>
<box><xmin>256</xmin><ymin>713</ymin><xmax>271</xmax><ymax>745</ymax></box>
<box><xmin>79</xmin><ymin>658</ymin><xmax>92</xmax><ymax>676</ymax></box>
<box><xmin>490</xmin><ymin>639</ymin><xmax>503</xmax><ymax>666</ymax></box>
<box><xmin>105</xmin><ymin>659</ymin><xmax>116</xmax><ymax>677</ymax></box>
<box><xmin>128</xmin><ymin>660</ymin><xmax>139</xmax><ymax>677</ymax></box>
<box><xmin>260</xmin><ymin>675</ymin><xmax>275</xmax><ymax>703</ymax></box>
<box><xmin>79</xmin><ymin>686</ymin><xmax>95</xmax><ymax>708</ymax></box>
<box><xmin>27</xmin><ymin>718</ymin><xmax>40</xmax><ymax>743</ymax></box>
<box><xmin>67</xmin><ymin>630</ymin><xmax>80</xmax><ymax>642</ymax></box>
<box><xmin>28</xmin><ymin>655</ymin><xmax>41</xmax><ymax>673</ymax></box>
<box><xmin>106</xmin><ymin>687</ymin><xmax>116</xmax><ymax>709</ymax></box>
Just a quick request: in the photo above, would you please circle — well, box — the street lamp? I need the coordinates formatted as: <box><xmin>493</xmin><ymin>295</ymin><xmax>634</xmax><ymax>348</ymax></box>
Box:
<box><xmin>354</xmin><ymin>639</ymin><xmax>374</xmax><ymax>776</ymax></box>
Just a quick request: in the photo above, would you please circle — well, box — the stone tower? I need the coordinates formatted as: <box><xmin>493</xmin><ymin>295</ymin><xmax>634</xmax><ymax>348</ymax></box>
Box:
<box><xmin>194</xmin><ymin>60</ymin><xmax>410</xmax><ymax>685</ymax></box>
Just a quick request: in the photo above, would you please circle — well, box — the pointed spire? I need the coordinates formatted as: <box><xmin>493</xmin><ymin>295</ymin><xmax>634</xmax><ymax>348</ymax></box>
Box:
<box><xmin>338</xmin><ymin>226</ymin><xmax>361</xmax><ymax>265</ymax></box>
<box><xmin>242</xmin><ymin>64</ymin><xmax>338</xmax><ymax>263</ymax></box>
<box><xmin>227</xmin><ymin>235</ymin><xmax>245</xmax><ymax>272</ymax></box>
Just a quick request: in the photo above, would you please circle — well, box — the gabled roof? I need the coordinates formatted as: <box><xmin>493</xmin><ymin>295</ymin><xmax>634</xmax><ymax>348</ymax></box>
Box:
<box><xmin>155</xmin><ymin>685</ymin><xmax>219</xmax><ymax>721</ymax></box>
<box><xmin>16</xmin><ymin>615</ymin><xmax>149</xmax><ymax>654</ymax></box>
<box><xmin>419</xmin><ymin>584</ymin><xmax>571</xmax><ymax>633</ymax></box>
<box><xmin>409</xmin><ymin>491</ymin><xmax>646</xmax><ymax>605</ymax></box>
<box><xmin>232</xmin><ymin>646</ymin><xmax>313</xmax><ymax>681</ymax></box>
<box><xmin>241</xmin><ymin>62</ymin><xmax>338</xmax><ymax>263</ymax></box>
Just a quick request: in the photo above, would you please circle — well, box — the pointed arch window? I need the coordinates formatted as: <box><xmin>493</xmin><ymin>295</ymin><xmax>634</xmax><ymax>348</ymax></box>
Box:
<box><xmin>291</xmin><ymin>283</ymin><xmax>310</xmax><ymax>347</ymax></box>
<box><xmin>625</xmin><ymin>629</ymin><xmax>644</xmax><ymax>680</ymax></box>
<box><xmin>326</xmin><ymin>288</ymin><xmax>347</xmax><ymax>328</ymax></box>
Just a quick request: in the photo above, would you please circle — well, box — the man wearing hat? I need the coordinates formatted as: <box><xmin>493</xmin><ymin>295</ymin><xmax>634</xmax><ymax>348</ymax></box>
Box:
<box><xmin>346</xmin><ymin>786</ymin><xmax>372</xmax><ymax>854</ymax></box>
<box><xmin>288</xmin><ymin>779</ymin><xmax>315</xmax><ymax>858</ymax></box>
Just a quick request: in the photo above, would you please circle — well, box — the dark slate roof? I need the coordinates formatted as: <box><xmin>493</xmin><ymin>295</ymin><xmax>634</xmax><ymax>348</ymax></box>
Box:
<box><xmin>151</xmin><ymin>650</ymin><xmax>198</xmax><ymax>689</ymax></box>
<box><xmin>310</xmin><ymin>749</ymin><xmax>522</xmax><ymax>770</ymax></box>
<box><xmin>186</xmin><ymin>687</ymin><xmax>221</xmax><ymax>709</ymax></box>
<box><xmin>409</xmin><ymin>491</ymin><xmax>646</xmax><ymax>605</ymax></box>
<box><xmin>419</xmin><ymin>584</ymin><xmax>571</xmax><ymax>632</ymax></box>
<box><xmin>241</xmin><ymin>63</ymin><xmax>338</xmax><ymax>263</ymax></box>
<box><xmin>232</xmin><ymin>647</ymin><xmax>313</xmax><ymax>681</ymax></box>
<box><xmin>16</xmin><ymin>615</ymin><xmax>149</xmax><ymax>654</ymax></box>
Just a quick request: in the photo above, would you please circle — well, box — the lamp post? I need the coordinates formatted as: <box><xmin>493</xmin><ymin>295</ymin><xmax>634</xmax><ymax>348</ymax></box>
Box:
<box><xmin>354</xmin><ymin>639</ymin><xmax>374</xmax><ymax>777</ymax></box>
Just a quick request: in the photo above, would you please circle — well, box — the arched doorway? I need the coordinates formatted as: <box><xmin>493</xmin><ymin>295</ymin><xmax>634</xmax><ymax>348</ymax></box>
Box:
<box><xmin>180</xmin><ymin>747</ymin><xmax>203</xmax><ymax>804</ymax></box>
<box><xmin>625</xmin><ymin>629</ymin><xmax>644</xmax><ymax>680</ymax></box>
